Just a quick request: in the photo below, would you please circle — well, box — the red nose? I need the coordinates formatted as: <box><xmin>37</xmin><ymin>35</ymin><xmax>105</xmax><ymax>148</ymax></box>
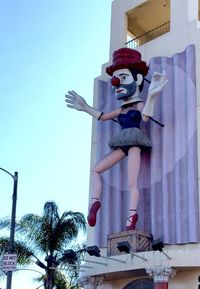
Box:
<box><xmin>111</xmin><ymin>76</ymin><xmax>120</xmax><ymax>87</ymax></box>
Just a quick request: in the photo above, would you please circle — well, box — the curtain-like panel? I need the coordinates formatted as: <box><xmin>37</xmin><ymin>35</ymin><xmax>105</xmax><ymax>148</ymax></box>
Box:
<box><xmin>91</xmin><ymin>44</ymin><xmax>199</xmax><ymax>247</ymax></box>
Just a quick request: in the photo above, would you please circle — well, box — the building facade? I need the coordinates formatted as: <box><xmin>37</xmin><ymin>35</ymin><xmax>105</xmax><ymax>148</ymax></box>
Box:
<box><xmin>81</xmin><ymin>1</ymin><xmax>200</xmax><ymax>288</ymax></box>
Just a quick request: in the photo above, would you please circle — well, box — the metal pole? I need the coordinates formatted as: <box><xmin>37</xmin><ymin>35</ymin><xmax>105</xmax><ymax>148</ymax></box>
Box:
<box><xmin>161</xmin><ymin>250</ymin><xmax>171</xmax><ymax>260</ymax></box>
<box><xmin>3</xmin><ymin>171</ymin><xmax>18</xmax><ymax>289</ymax></box>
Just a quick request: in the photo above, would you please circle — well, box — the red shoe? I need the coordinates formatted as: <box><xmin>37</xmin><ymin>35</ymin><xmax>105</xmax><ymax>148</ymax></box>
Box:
<box><xmin>126</xmin><ymin>213</ymin><xmax>138</xmax><ymax>230</ymax></box>
<box><xmin>87</xmin><ymin>200</ymin><xmax>101</xmax><ymax>227</ymax></box>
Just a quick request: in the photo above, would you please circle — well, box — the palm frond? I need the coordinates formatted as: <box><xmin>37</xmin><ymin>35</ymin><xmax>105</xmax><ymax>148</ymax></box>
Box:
<box><xmin>0</xmin><ymin>200</ymin><xmax>86</xmax><ymax>289</ymax></box>
<box><xmin>47</xmin><ymin>211</ymin><xmax>86</xmax><ymax>254</ymax></box>
<box><xmin>60</xmin><ymin>211</ymin><xmax>86</xmax><ymax>232</ymax></box>
<box><xmin>17</xmin><ymin>214</ymin><xmax>41</xmax><ymax>232</ymax></box>
<box><xmin>0</xmin><ymin>217</ymin><xmax>11</xmax><ymax>230</ymax></box>
<box><xmin>43</xmin><ymin>201</ymin><xmax>60</xmax><ymax>226</ymax></box>
<box><xmin>54</xmin><ymin>271</ymin><xmax>70</xmax><ymax>289</ymax></box>
<box><xmin>0</xmin><ymin>237</ymin><xmax>34</xmax><ymax>265</ymax></box>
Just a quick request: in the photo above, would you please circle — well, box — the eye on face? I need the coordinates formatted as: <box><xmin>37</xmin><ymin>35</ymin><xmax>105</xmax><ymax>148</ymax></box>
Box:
<box><xmin>112</xmin><ymin>68</ymin><xmax>136</xmax><ymax>100</ymax></box>
<box><xmin>112</xmin><ymin>68</ymin><xmax>134</xmax><ymax>85</ymax></box>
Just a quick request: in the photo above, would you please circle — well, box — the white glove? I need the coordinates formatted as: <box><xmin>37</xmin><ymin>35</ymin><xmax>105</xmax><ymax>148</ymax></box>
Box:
<box><xmin>142</xmin><ymin>71</ymin><xmax>168</xmax><ymax>117</ymax></box>
<box><xmin>65</xmin><ymin>90</ymin><xmax>102</xmax><ymax>120</ymax></box>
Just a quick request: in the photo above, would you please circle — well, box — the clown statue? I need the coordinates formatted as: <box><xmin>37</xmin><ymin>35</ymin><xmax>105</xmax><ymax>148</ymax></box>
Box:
<box><xmin>65</xmin><ymin>48</ymin><xmax>167</xmax><ymax>231</ymax></box>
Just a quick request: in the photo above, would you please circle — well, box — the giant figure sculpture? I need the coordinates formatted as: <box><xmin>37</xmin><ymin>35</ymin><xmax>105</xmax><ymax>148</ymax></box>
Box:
<box><xmin>65</xmin><ymin>48</ymin><xmax>167</xmax><ymax>231</ymax></box>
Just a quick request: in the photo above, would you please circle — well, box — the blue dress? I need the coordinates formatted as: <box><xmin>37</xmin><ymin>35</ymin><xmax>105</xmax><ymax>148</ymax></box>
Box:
<box><xmin>109</xmin><ymin>110</ymin><xmax>151</xmax><ymax>154</ymax></box>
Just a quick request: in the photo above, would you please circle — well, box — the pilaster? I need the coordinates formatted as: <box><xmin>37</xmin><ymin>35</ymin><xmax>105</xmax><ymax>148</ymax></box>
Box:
<box><xmin>78</xmin><ymin>276</ymin><xmax>104</xmax><ymax>289</ymax></box>
<box><xmin>146</xmin><ymin>266</ymin><xmax>176</xmax><ymax>289</ymax></box>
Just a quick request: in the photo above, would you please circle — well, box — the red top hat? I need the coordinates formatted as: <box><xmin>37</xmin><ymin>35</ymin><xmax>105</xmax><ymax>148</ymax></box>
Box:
<box><xmin>106</xmin><ymin>48</ymin><xmax>149</xmax><ymax>76</ymax></box>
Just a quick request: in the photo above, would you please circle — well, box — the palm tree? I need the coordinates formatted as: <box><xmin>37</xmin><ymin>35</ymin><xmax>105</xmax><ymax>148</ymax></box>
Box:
<box><xmin>0</xmin><ymin>201</ymin><xmax>86</xmax><ymax>289</ymax></box>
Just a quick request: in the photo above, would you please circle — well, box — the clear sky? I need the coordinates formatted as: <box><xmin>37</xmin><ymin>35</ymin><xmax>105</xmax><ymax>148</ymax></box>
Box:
<box><xmin>0</xmin><ymin>0</ymin><xmax>112</xmax><ymax>288</ymax></box>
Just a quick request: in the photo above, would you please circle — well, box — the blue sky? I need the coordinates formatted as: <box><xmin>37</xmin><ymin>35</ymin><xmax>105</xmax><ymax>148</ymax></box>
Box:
<box><xmin>0</xmin><ymin>0</ymin><xmax>112</xmax><ymax>288</ymax></box>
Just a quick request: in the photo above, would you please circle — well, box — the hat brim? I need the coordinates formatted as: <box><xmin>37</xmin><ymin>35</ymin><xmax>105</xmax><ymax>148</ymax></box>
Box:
<box><xmin>106</xmin><ymin>62</ymin><xmax>149</xmax><ymax>77</ymax></box>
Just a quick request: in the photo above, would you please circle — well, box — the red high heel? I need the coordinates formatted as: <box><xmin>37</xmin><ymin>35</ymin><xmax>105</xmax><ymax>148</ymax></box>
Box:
<box><xmin>87</xmin><ymin>198</ymin><xmax>101</xmax><ymax>227</ymax></box>
<box><xmin>126</xmin><ymin>210</ymin><xmax>138</xmax><ymax>230</ymax></box>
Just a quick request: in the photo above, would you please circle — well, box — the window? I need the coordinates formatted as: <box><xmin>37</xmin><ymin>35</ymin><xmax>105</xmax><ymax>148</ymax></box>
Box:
<box><xmin>126</xmin><ymin>0</ymin><xmax>170</xmax><ymax>48</ymax></box>
<box><xmin>199</xmin><ymin>0</ymin><xmax>200</xmax><ymax>20</ymax></box>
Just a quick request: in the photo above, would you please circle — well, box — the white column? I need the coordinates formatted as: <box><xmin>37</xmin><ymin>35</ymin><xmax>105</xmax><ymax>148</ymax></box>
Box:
<box><xmin>187</xmin><ymin>0</ymin><xmax>198</xmax><ymax>21</ymax></box>
<box><xmin>146</xmin><ymin>266</ymin><xmax>176</xmax><ymax>289</ymax></box>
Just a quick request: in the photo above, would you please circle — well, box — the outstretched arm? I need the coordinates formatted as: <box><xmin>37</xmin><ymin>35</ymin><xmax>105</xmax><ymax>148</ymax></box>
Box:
<box><xmin>65</xmin><ymin>90</ymin><xmax>121</xmax><ymax>121</ymax></box>
<box><xmin>65</xmin><ymin>90</ymin><xmax>102</xmax><ymax>120</ymax></box>
<box><xmin>142</xmin><ymin>71</ymin><xmax>168</xmax><ymax>121</ymax></box>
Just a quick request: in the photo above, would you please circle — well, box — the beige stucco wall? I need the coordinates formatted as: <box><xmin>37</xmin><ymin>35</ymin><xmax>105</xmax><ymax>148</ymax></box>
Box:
<box><xmin>95</xmin><ymin>269</ymin><xmax>200</xmax><ymax>289</ymax></box>
<box><xmin>98</xmin><ymin>270</ymin><xmax>200</xmax><ymax>289</ymax></box>
<box><xmin>170</xmin><ymin>269</ymin><xmax>200</xmax><ymax>289</ymax></box>
<box><xmin>98</xmin><ymin>277</ymin><xmax>151</xmax><ymax>289</ymax></box>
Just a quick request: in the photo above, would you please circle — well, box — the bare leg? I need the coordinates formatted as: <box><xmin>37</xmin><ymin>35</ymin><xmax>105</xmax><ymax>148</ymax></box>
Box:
<box><xmin>126</xmin><ymin>146</ymin><xmax>141</xmax><ymax>228</ymax></box>
<box><xmin>90</xmin><ymin>148</ymin><xmax>126</xmax><ymax>201</ymax></box>
<box><xmin>87</xmin><ymin>149</ymin><xmax>125</xmax><ymax>227</ymax></box>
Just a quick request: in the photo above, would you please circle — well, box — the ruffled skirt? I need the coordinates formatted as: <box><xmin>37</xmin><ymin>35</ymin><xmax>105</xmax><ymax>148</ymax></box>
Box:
<box><xmin>109</xmin><ymin>127</ymin><xmax>151</xmax><ymax>150</ymax></box>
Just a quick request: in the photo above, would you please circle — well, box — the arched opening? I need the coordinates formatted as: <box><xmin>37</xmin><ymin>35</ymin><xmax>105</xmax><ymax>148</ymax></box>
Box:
<box><xmin>123</xmin><ymin>278</ymin><xmax>154</xmax><ymax>289</ymax></box>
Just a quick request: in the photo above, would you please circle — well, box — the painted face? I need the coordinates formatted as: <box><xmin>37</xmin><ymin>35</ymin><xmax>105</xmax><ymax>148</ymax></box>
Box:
<box><xmin>112</xmin><ymin>68</ymin><xmax>136</xmax><ymax>100</ymax></box>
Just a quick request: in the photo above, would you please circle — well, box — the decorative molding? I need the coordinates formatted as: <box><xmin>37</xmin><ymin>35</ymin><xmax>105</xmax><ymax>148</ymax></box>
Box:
<box><xmin>78</xmin><ymin>276</ymin><xmax>105</xmax><ymax>289</ymax></box>
<box><xmin>145</xmin><ymin>266</ymin><xmax>176</xmax><ymax>283</ymax></box>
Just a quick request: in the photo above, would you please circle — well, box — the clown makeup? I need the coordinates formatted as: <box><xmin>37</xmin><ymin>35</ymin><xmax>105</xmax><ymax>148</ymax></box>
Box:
<box><xmin>112</xmin><ymin>68</ymin><xmax>137</xmax><ymax>100</ymax></box>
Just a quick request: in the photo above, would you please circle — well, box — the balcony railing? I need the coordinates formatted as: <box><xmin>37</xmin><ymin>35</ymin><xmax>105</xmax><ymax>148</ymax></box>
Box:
<box><xmin>126</xmin><ymin>21</ymin><xmax>170</xmax><ymax>49</ymax></box>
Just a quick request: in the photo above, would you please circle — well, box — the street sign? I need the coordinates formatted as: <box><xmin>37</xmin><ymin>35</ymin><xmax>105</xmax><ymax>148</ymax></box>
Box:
<box><xmin>2</xmin><ymin>254</ymin><xmax>17</xmax><ymax>272</ymax></box>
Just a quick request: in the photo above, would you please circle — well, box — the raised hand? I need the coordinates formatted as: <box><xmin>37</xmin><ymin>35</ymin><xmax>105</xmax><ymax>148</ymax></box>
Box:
<box><xmin>65</xmin><ymin>90</ymin><xmax>88</xmax><ymax>111</ymax></box>
<box><xmin>142</xmin><ymin>71</ymin><xmax>168</xmax><ymax>118</ymax></box>
<box><xmin>148</xmin><ymin>71</ymin><xmax>168</xmax><ymax>97</ymax></box>
<box><xmin>65</xmin><ymin>90</ymin><xmax>102</xmax><ymax>119</ymax></box>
